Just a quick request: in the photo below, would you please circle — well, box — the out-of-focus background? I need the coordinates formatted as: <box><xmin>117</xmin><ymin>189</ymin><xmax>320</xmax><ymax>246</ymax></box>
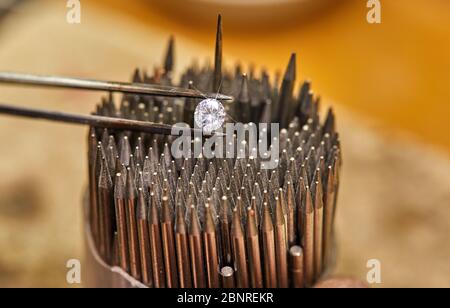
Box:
<box><xmin>0</xmin><ymin>0</ymin><xmax>449</xmax><ymax>287</ymax></box>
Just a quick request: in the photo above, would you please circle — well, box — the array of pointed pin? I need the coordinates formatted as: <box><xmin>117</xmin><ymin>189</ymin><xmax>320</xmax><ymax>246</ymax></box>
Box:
<box><xmin>88</xmin><ymin>16</ymin><xmax>341</xmax><ymax>288</ymax></box>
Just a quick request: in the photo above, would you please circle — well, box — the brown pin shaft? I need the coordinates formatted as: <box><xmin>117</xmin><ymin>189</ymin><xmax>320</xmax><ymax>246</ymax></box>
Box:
<box><xmin>213</xmin><ymin>15</ymin><xmax>223</xmax><ymax>92</ymax></box>
<box><xmin>286</xmin><ymin>182</ymin><xmax>297</xmax><ymax>246</ymax></box>
<box><xmin>188</xmin><ymin>206</ymin><xmax>207</xmax><ymax>288</ymax></box>
<box><xmin>137</xmin><ymin>189</ymin><xmax>153</xmax><ymax>287</ymax></box>
<box><xmin>98</xmin><ymin>181</ymin><xmax>111</xmax><ymax>261</ymax></box>
<box><xmin>231</xmin><ymin>208</ymin><xmax>249</xmax><ymax>288</ymax></box>
<box><xmin>125</xmin><ymin>169</ymin><xmax>141</xmax><ymax>281</ymax></box>
<box><xmin>98</xmin><ymin>157</ymin><xmax>113</xmax><ymax>263</ymax></box>
<box><xmin>221</xmin><ymin>266</ymin><xmax>235</xmax><ymax>289</ymax></box>
<box><xmin>204</xmin><ymin>204</ymin><xmax>220</xmax><ymax>288</ymax></box>
<box><xmin>303</xmin><ymin>185</ymin><xmax>315</xmax><ymax>287</ymax></box>
<box><xmin>175</xmin><ymin>206</ymin><xmax>193</xmax><ymax>288</ymax></box>
<box><xmin>323</xmin><ymin>165</ymin><xmax>335</xmax><ymax>267</ymax></box>
<box><xmin>275</xmin><ymin>196</ymin><xmax>289</xmax><ymax>288</ymax></box>
<box><xmin>246</xmin><ymin>208</ymin><xmax>263</xmax><ymax>288</ymax></box>
<box><xmin>290</xmin><ymin>246</ymin><xmax>305</xmax><ymax>288</ymax></box>
<box><xmin>161</xmin><ymin>196</ymin><xmax>179</xmax><ymax>288</ymax></box>
<box><xmin>220</xmin><ymin>196</ymin><xmax>232</xmax><ymax>265</ymax></box>
<box><xmin>261</xmin><ymin>202</ymin><xmax>277</xmax><ymax>288</ymax></box>
<box><xmin>114</xmin><ymin>173</ymin><xmax>130</xmax><ymax>273</ymax></box>
<box><xmin>88</xmin><ymin>133</ymin><xmax>100</xmax><ymax>247</ymax></box>
<box><xmin>148</xmin><ymin>194</ymin><xmax>166</xmax><ymax>288</ymax></box>
<box><xmin>313</xmin><ymin>172</ymin><xmax>324</xmax><ymax>279</ymax></box>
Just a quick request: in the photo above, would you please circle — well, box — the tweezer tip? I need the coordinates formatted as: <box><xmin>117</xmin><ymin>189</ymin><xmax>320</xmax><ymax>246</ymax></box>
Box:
<box><xmin>214</xmin><ymin>93</ymin><xmax>234</xmax><ymax>101</ymax></box>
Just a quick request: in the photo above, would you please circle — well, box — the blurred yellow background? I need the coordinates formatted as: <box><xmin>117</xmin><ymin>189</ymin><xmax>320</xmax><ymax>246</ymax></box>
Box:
<box><xmin>0</xmin><ymin>0</ymin><xmax>449</xmax><ymax>287</ymax></box>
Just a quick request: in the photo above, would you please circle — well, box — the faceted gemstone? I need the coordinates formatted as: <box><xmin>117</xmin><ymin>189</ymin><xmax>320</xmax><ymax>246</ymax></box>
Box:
<box><xmin>194</xmin><ymin>98</ymin><xmax>226</xmax><ymax>133</ymax></box>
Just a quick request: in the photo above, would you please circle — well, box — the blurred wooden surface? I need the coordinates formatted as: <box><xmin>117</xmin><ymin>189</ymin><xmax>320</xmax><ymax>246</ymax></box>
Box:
<box><xmin>0</xmin><ymin>0</ymin><xmax>449</xmax><ymax>287</ymax></box>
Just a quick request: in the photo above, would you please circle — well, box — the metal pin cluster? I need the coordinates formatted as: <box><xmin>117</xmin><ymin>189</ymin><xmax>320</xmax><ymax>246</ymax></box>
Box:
<box><xmin>88</xmin><ymin>16</ymin><xmax>341</xmax><ymax>288</ymax></box>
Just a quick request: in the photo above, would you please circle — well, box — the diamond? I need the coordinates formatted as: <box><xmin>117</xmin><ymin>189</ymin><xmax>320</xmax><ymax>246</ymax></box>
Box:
<box><xmin>194</xmin><ymin>98</ymin><xmax>226</xmax><ymax>133</ymax></box>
